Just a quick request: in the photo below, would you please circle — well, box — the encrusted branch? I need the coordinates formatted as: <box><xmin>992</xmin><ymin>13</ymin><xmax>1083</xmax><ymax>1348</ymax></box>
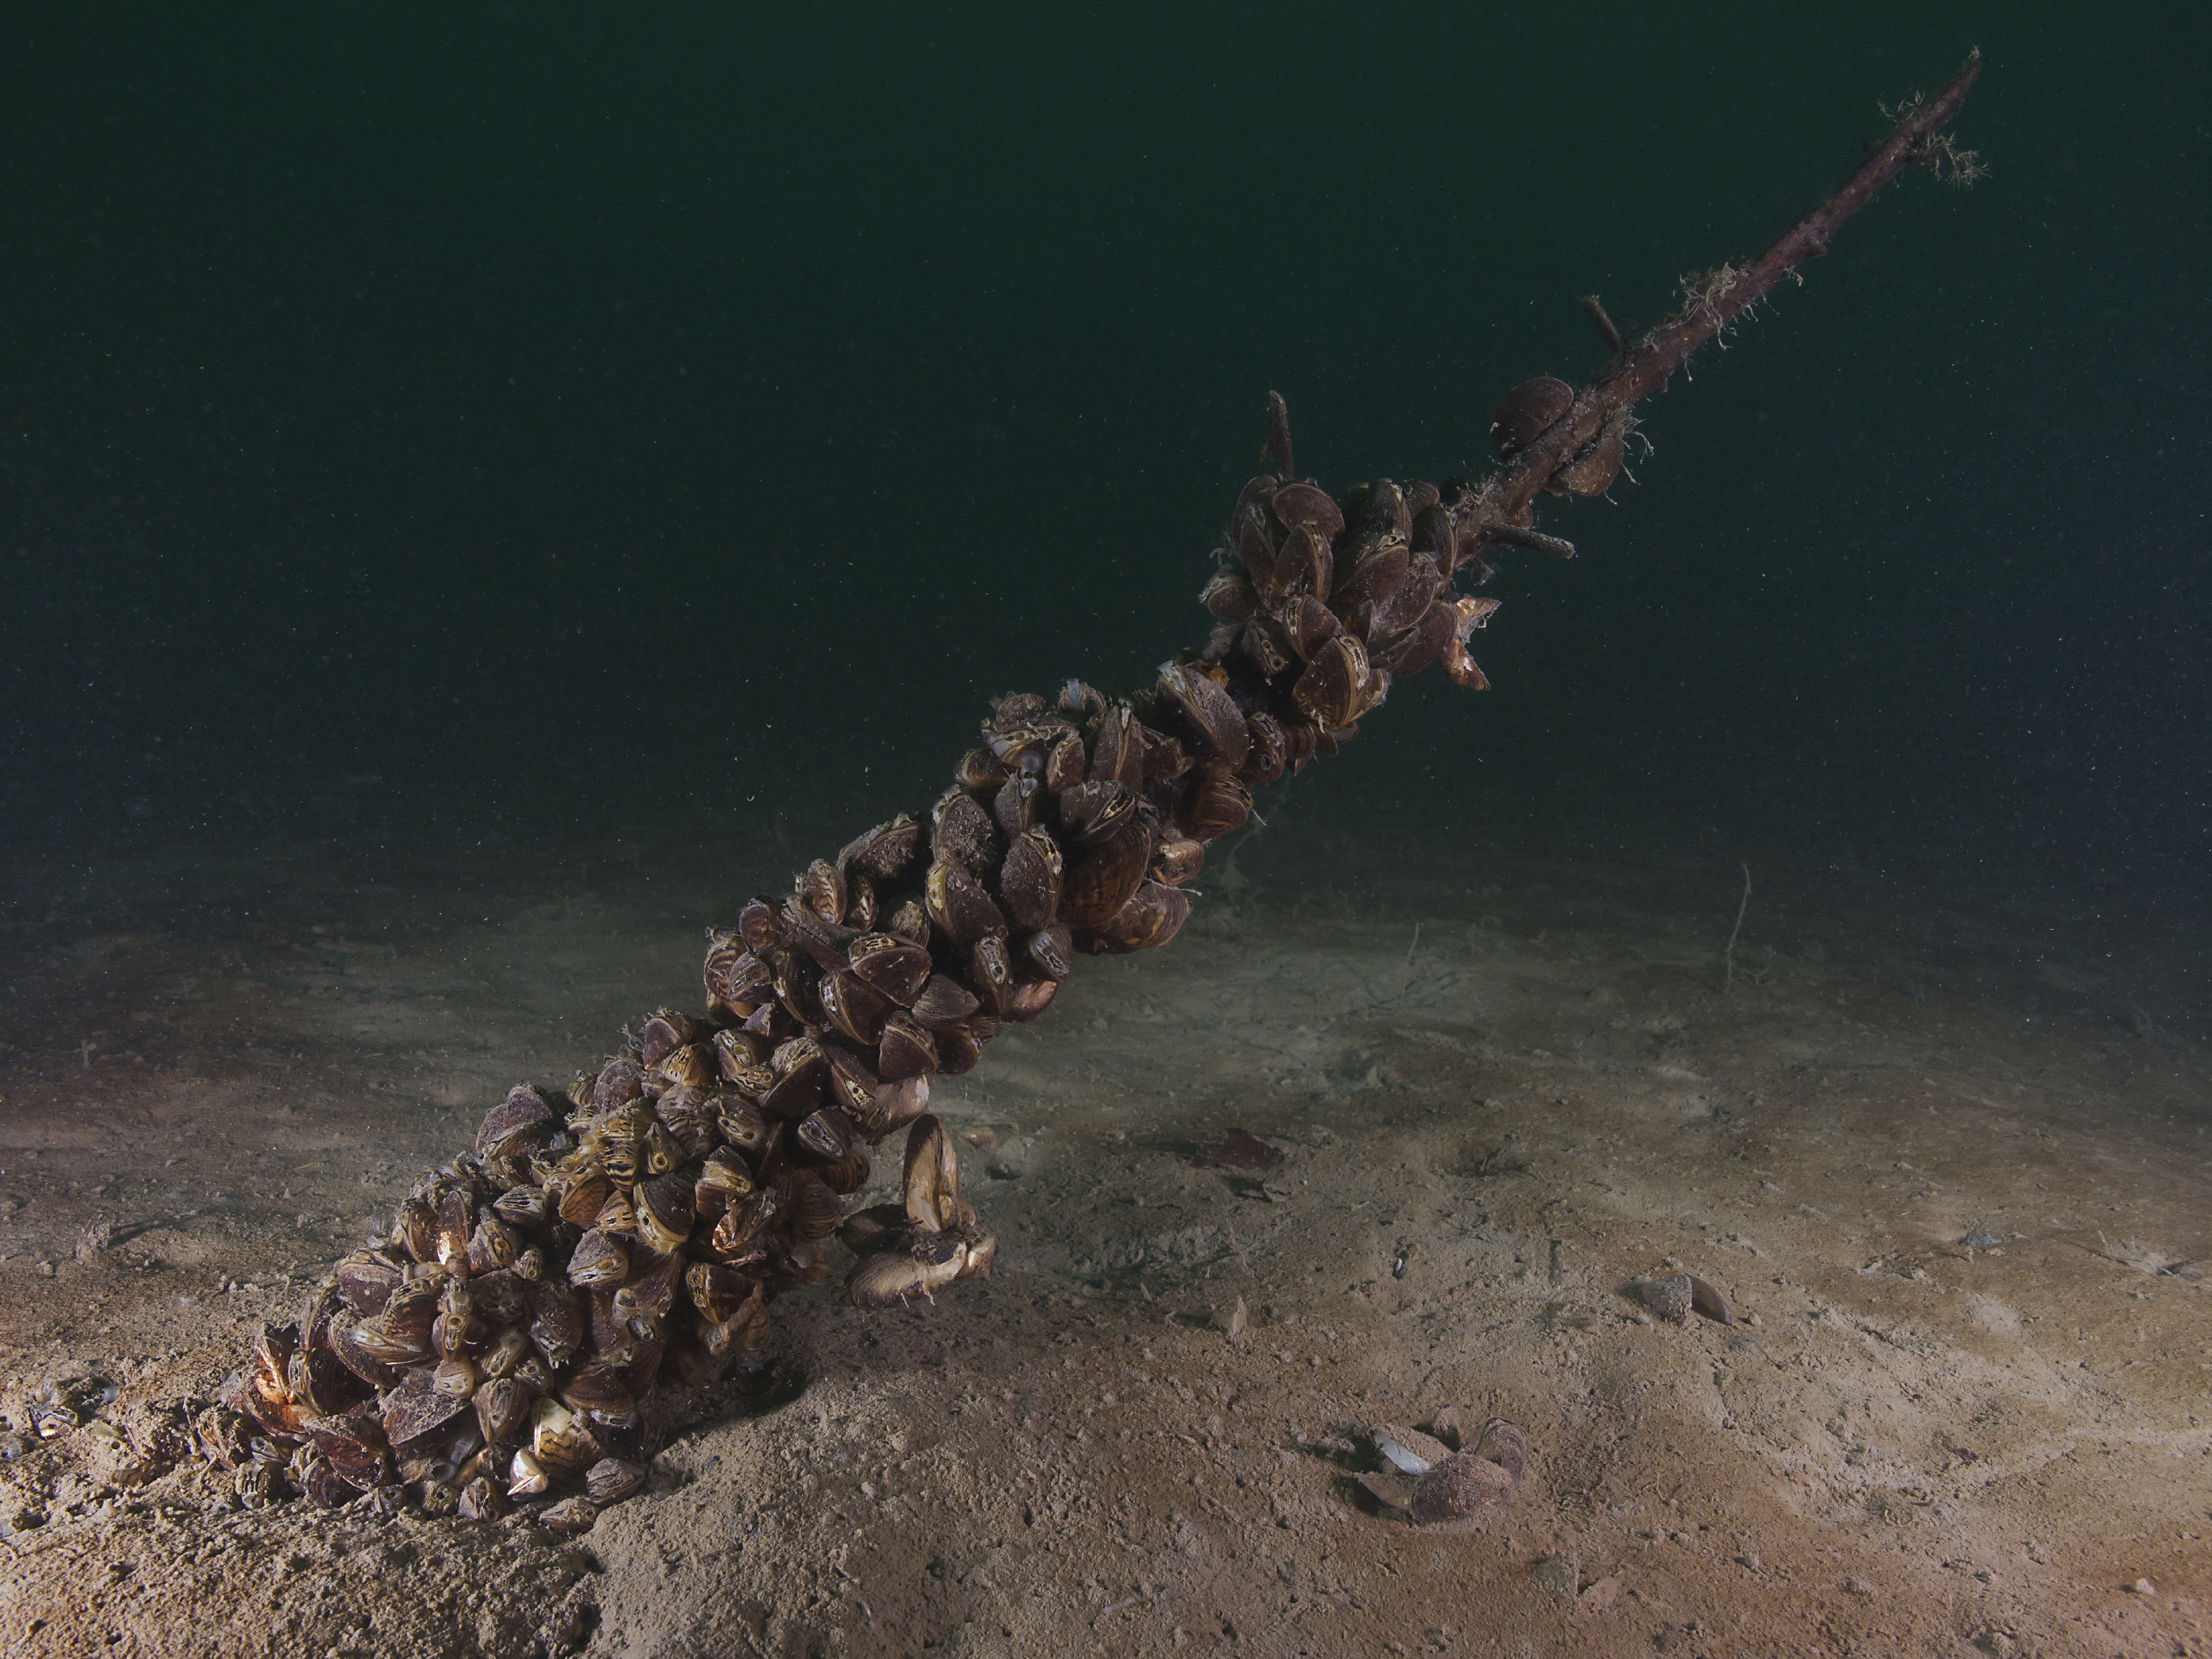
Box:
<box><xmin>195</xmin><ymin>60</ymin><xmax>1980</xmax><ymax>1536</ymax></box>
<box><xmin>1454</xmin><ymin>50</ymin><xmax>1982</xmax><ymax>563</ymax></box>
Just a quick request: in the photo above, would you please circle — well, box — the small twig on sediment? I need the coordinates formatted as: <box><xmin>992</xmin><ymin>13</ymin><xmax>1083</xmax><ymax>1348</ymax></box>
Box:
<box><xmin>1724</xmin><ymin>861</ymin><xmax>1751</xmax><ymax>992</ymax></box>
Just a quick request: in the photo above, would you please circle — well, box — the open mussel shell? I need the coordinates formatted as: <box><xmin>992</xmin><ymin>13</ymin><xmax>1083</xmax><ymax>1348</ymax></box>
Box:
<box><xmin>844</xmin><ymin>1235</ymin><xmax>968</xmax><ymax>1310</ymax></box>
<box><xmin>900</xmin><ymin>1116</ymin><xmax>963</xmax><ymax>1232</ymax></box>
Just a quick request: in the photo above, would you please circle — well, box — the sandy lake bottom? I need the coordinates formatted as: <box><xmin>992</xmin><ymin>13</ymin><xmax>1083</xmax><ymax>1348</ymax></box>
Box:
<box><xmin>0</xmin><ymin>804</ymin><xmax>2204</xmax><ymax>1658</ymax></box>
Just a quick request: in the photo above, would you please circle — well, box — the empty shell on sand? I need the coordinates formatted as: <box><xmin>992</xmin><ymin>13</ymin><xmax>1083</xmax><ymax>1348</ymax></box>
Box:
<box><xmin>1360</xmin><ymin>1412</ymin><xmax>1527</xmax><ymax>1532</ymax></box>
<box><xmin>1634</xmin><ymin>1272</ymin><xmax>1732</xmax><ymax>1325</ymax></box>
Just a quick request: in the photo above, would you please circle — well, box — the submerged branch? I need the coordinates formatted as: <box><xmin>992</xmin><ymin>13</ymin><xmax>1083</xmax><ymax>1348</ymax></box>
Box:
<box><xmin>1452</xmin><ymin>50</ymin><xmax>1982</xmax><ymax>553</ymax></box>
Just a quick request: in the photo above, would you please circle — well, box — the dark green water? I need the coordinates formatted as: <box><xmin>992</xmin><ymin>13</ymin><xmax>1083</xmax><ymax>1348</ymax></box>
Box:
<box><xmin>3</xmin><ymin>8</ymin><xmax>2204</xmax><ymax>965</ymax></box>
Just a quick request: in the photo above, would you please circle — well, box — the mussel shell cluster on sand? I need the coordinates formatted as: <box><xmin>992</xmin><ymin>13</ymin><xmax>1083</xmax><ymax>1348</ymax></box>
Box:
<box><xmin>197</xmin><ymin>391</ymin><xmax>1605</xmax><ymax>1531</ymax></box>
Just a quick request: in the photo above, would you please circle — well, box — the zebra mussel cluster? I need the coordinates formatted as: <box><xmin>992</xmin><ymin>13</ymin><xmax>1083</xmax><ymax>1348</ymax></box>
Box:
<box><xmin>196</xmin><ymin>392</ymin><xmax>1554</xmax><ymax>1532</ymax></box>
<box><xmin>186</xmin><ymin>57</ymin><xmax>1986</xmax><ymax>1535</ymax></box>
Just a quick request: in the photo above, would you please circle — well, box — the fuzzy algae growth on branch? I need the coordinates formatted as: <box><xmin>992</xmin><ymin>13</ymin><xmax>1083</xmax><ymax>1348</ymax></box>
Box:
<box><xmin>194</xmin><ymin>58</ymin><xmax>1981</xmax><ymax>1535</ymax></box>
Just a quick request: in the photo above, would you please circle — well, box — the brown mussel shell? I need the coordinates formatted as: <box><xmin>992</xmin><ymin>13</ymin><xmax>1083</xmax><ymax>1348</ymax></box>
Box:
<box><xmin>1006</xmin><ymin>976</ymin><xmax>1059</xmax><ymax>1022</ymax></box>
<box><xmin>819</xmin><ymin>969</ymin><xmax>893</xmax><ymax>1046</ymax></box>
<box><xmin>997</xmin><ymin>827</ymin><xmax>1063</xmax><ymax>931</ymax></box>
<box><xmin>876</xmin><ymin>1011</ymin><xmax>941</xmax><ymax>1081</ymax></box>
<box><xmin>637</xmin><ymin>1008</ymin><xmax>696</xmax><ymax>1067</ymax></box>
<box><xmin>907</xmin><ymin>973</ymin><xmax>981</xmax><ymax>1032</ymax></box>
<box><xmin>1157</xmin><ymin>660</ymin><xmax>1249</xmax><ymax>771</ymax></box>
<box><xmin>475</xmin><ymin>1085</ymin><xmax>556</xmax><ymax>1160</ymax></box>
<box><xmin>1291</xmin><ymin>633</ymin><xmax>1370</xmax><ymax>731</ymax></box>
<box><xmin>1021</xmin><ymin>920</ymin><xmax>1075</xmax><ymax>982</ymax></box>
<box><xmin>968</xmin><ymin>935</ymin><xmax>1014</xmax><ymax>1019</ymax></box>
<box><xmin>1060</xmin><ymin>817</ymin><xmax>1151</xmax><ymax>930</ymax></box>
<box><xmin>925</xmin><ymin>860</ymin><xmax>1009</xmax><ymax>946</ymax></box>
<box><xmin>1055</xmin><ymin>779</ymin><xmax>1137</xmax><ymax>846</ymax></box>
<box><xmin>846</xmin><ymin>931</ymin><xmax>932</xmax><ymax>1005</ymax></box>
<box><xmin>1558</xmin><ymin>425</ymin><xmax>1624</xmax><ymax>496</ymax></box>
<box><xmin>1201</xmin><ymin>568</ymin><xmax>1259</xmax><ymax>623</ymax></box>
<box><xmin>1080</xmin><ymin>880</ymin><xmax>1190</xmax><ymax>956</ymax></box>
<box><xmin>838</xmin><ymin>815</ymin><xmax>922</xmax><ymax>884</ymax></box>
<box><xmin>1089</xmin><ymin>704</ymin><xmax>1147</xmax><ymax>791</ymax></box>
<box><xmin>1489</xmin><ymin>375</ymin><xmax>1574</xmax><ymax>459</ymax></box>
<box><xmin>1180</xmin><ymin>766</ymin><xmax>1250</xmax><ymax>844</ymax></box>
<box><xmin>335</xmin><ymin>1255</ymin><xmax>405</xmax><ymax>1325</ymax></box>
<box><xmin>1269</xmin><ymin>480</ymin><xmax>1345</xmax><ymax>543</ymax></box>
<box><xmin>930</xmin><ymin>789</ymin><xmax>1002</xmax><ymax>880</ymax></box>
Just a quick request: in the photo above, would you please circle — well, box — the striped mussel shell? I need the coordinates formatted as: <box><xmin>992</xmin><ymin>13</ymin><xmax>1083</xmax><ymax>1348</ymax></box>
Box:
<box><xmin>632</xmin><ymin>1174</ymin><xmax>695</xmax><ymax>1255</ymax></box>
<box><xmin>474</xmin><ymin>1085</ymin><xmax>556</xmax><ymax>1160</ymax></box>
<box><xmin>637</xmin><ymin>1007</ymin><xmax>696</xmax><ymax>1067</ymax></box>
<box><xmin>997</xmin><ymin>827</ymin><xmax>1062</xmax><ymax>931</ymax></box>
<box><xmin>846</xmin><ymin>931</ymin><xmax>931</xmax><ymax>1005</ymax></box>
